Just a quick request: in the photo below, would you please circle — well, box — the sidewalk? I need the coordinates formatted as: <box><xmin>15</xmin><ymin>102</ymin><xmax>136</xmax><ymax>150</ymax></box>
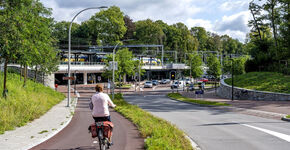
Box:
<box><xmin>180</xmin><ymin>89</ymin><xmax>290</xmax><ymax>120</ymax></box>
<box><xmin>0</xmin><ymin>98</ymin><xmax>77</xmax><ymax>150</ymax></box>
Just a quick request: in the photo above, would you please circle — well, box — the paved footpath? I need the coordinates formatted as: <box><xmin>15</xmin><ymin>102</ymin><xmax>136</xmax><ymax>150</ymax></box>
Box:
<box><xmin>180</xmin><ymin>89</ymin><xmax>290</xmax><ymax>120</ymax></box>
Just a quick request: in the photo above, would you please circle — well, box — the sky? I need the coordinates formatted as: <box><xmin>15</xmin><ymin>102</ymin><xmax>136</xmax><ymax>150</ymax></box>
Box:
<box><xmin>40</xmin><ymin>0</ymin><xmax>253</xmax><ymax>42</ymax></box>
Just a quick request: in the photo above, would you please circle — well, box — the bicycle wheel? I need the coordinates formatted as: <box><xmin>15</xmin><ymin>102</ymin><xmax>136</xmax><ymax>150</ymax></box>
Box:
<box><xmin>98</xmin><ymin>129</ymin><xmax>106</xmax><ymax>150</ymax></box>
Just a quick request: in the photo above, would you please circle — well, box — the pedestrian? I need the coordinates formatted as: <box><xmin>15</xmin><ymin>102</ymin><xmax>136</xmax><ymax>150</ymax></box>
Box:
<box><xmin>90</xmin><ymin>84</ymin><xmax>116</xmax><ymax>144</ymax></box>
<box><xmin>55</xmin><ymin>84</ymin><xmax>58</xmax><ymax>91</ymax></box>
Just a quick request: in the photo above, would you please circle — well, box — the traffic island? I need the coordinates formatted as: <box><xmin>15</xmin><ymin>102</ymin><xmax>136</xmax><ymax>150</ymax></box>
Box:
<box><xmin>168</xmin><ymin>93</ymin><xmax>231</xmax><ymax>107</ymax></box>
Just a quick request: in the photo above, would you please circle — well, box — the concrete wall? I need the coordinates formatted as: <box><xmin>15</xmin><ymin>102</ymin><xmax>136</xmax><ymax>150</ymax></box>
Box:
<box><xmin>217</xmin><ymin>79</ymin><xmax>290</xmax><ymax>101</ymax></box>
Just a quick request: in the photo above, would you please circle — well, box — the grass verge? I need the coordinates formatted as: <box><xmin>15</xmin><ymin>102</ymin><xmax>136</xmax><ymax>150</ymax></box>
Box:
<box><xmin>224</xmin><ymin>72</ymin><xmax>290</xmax><ymax>94</ymax></box>
<box><xmin>168</xmin><ymin>93</ymin><xmax>231</xmax><ymax>106</ymax></box>
<box><xmin>0</xmin><ymin>73</ymin><xmax>65</xmax><ymax>134</ymax></box>
<box><xmin>112</xmin><ymin>93</ymin><xmax>193</xmax><ymax>150</ymax></box>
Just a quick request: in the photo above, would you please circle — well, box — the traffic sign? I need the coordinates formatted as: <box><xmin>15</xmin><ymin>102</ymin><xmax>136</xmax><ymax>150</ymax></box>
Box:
<box><xmin>98</xmin><ymin>76</ymin><xmax>101</xmax><ymax>81</ymax></box>
<box><xmin>63</xmin><ymin>77</ymin><xmax>75</xmax><ymax>80</ymax></box>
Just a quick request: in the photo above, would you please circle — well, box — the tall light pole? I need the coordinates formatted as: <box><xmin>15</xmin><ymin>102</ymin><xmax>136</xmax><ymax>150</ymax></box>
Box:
<box><xmin>67</xmin><ymin>6</ymin><xmax>107</xmax><ymax>107</ymax></box>
<box><xmin>112</xmin><ymin>42</ymin><xmax>121</xmax><ymax>100</ymax></box>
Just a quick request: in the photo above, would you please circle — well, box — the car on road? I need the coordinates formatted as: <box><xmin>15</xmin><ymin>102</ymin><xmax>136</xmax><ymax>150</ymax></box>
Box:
<box><xmin>171</xmin><ymin>81</ymin><xmax>185</xmax><ymax>89</ymax></box>
<box><xmin>161</xmin><ymin>79</ymin><xmax>170</xmax><ymax>84</ymax></box>
<box><xmin>152</xmin><ymin>80</ymin><xmax>159</xmax><ymax>86</ymax></box>
<box><xmin>185</xmin><ymin>78</ymin><xmax>191</xmax><ymax>85</ymax></box>
<box><xmin>144</xmin><ymin>81</ymin><xmax>153</xmax><ymax>88</ymax></box>
<box><xmin>198</xmin><ymin>78</ymin><xmax>208</xmax><ymax>83</ymax></box>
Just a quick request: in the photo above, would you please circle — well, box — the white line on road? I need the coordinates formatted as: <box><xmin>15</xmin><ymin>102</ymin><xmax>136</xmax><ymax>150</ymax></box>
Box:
<box><xmin>242</xmin><ymin>124</ymin><xmax>290</xmax><ymax>142</ymax></box>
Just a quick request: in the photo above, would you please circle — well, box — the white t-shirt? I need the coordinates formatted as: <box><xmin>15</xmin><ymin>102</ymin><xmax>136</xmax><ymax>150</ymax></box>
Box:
<box><xmin>91</xmin><ymin>92</ymin><xmax>116</xmax><ymax>117</ymax></box>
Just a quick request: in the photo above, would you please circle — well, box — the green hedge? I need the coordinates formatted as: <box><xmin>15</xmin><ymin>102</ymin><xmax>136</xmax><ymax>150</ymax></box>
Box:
<box><xmin>0</xmin><ymin>73</ymin><xmax>65</xmax><ymax>134</ymax></box>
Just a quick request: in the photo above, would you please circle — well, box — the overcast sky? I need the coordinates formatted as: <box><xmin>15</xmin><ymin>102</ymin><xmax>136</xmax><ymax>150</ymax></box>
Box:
<box><xmin>40</xmin><ymin>0</ymin><xmax>252</xmax><ymax>42</ymax></box>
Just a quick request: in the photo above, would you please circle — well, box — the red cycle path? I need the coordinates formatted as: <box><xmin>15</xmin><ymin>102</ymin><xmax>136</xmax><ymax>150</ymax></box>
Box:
<box><xmin>30</xmin><ymin>86</ymin><xmax>144</xmax><ymax>150</ymax></box>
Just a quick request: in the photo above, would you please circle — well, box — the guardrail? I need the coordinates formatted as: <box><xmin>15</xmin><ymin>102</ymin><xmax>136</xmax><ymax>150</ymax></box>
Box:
<box><xmin>60</xmin><ymin>62</ymin><xmax>106</xmax><ymax>65</ymax></box>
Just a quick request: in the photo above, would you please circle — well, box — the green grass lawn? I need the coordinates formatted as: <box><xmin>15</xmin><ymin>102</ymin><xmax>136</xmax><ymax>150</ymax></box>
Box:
<box><xmin>167</xmin><ymin>93</ymin><xmax>230</xmax><ymax>106</ymax></box>
<box><xmin>0</xmin><ymin>73</ymin><xmax>65</xmax><ymax>134</ymax></box>
<box><xmin>225</xmin><ymin>72</ymin><xmax>290</xmax><ymax>94</ymax></box>
<box><xmin>112</xmin><ymin>93</ymin><xmax>193</xmax><ymax>150</ymax></box>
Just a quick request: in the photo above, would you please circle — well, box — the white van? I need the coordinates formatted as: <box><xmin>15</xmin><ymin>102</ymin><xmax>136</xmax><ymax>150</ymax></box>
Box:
<box><xmin>171</xmin><ymin>80</ymin><xmax>185</xmax><ymax>89</ymax></box>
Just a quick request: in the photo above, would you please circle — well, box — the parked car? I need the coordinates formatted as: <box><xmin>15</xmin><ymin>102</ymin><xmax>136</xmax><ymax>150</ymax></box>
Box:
<box><xmin>185</xmin><ymin>78</ymin><xmax>191</xmax><ymax>84</ymax></box>
<box><xmin>198</xmin><ymin>78</ymin><xmax>208</xmax><ymax>83</ymax></box>
<box><xmin>161</xmin><ymin>79</ymin><xmax>171</xmax><ymax>84</ymax></box>
<box><xmin>144</xmin><ymin>81</ymin><xmax>153</xmax><ymax>88</ymax></box>
<box><xmin>152</xmin><ymin>80</ymin><xmax>159</xmax><ymax>85</ymax></box>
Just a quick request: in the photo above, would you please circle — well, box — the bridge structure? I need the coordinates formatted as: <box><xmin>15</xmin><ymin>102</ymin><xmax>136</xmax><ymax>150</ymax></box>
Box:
<box><xmin>55</xmin><ymin>45</ymin><xmax>190</xmax><ymax>86</ymax></box>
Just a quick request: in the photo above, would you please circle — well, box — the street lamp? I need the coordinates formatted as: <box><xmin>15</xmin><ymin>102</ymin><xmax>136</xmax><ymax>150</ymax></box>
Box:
<box><xmin>67</xmin><ymin>6</ymin><xmax>107</xmax><ymax>107</ymax></box>
<box><xmin>230</xmin><ymin>58</ymin><xmax>234</xmax><ymax>101</ymax></box>
<box><xmin>112</xmin><ymin>42</ymin><xmax>121</xmax><ymax>100</ymax></box>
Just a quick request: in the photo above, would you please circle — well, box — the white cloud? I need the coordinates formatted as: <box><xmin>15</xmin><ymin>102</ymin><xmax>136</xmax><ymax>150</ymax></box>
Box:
<box><xmin>219</xmin><ymin>0</ymin><xmax>249</xmax><ymax>11</ymax></box>
<box><xmin>215</xmin><ymin>11</ymin><xmax>251</xmax><ymax>32</ymax></box>
<box><xmin>186</xmin><ymin>19</ymin><xmax>213</xmax><ymax>31</ymax></box>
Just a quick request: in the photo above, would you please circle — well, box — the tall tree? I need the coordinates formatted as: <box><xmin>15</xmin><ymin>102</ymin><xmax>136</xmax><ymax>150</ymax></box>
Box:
<box><xmin>207</xmin><ymin>54</ymin><xmax>221</xmax><ymax>79</ymax></box>
<box><xmin>190</xmin><ymin>27</ymin><xmax>208</xmax><ymax>51</ymax></box>
<box><xmin>88</xmin><ymin>6</ymin><xmax>126</xmax><ymax>45</ymax></box>
<box><xmin>123</xmin><ymin>15</ymin><xmax>136</xmax><ymax>41</ymax></box>
<box><xmin>187</xmin><ymin>53</ymin><xmax>203</xmax><ymax>78</ymax></box>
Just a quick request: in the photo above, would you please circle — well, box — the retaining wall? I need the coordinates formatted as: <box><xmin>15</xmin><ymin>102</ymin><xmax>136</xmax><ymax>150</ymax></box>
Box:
<box><xmin>217</xmin><ymin>79</ymin><xmax>290</xmax><ymax>101</ymax></box>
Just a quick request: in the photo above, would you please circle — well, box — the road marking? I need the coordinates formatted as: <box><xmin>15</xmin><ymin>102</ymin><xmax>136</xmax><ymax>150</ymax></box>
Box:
<box><xmin>153</xmin><ymin>86</ymin><xmax>157</xmax><ymax>90</ymax></box>
<box><xmin>242</xmin><ymin>124</ymin><xmax>290</xmax><ymax>142</ymax></box>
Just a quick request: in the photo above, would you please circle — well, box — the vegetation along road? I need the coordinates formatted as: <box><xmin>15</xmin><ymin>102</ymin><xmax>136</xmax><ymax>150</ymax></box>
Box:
<box><xmin>124</xmin><ymin>93</ymin><xmax>290</xmax><ymax>150</ymax></box>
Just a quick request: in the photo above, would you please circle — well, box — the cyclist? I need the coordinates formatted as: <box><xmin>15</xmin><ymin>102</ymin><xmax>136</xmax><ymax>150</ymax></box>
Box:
<box><xmin>90</xmin><ymin>84</ymin><xmax>116</xmax><ymax>144</ymax></box>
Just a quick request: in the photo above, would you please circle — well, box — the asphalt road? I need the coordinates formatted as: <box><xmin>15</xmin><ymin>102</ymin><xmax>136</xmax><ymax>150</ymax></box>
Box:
<box><xmin>30</xmin><ymin>90</ymin><xmax>144</xmax><ymax>150</ymax></box>
<box><xmin>124</xmin><ymin>94</ymin><xmax>290</xmax><ymax>150</ymax></box>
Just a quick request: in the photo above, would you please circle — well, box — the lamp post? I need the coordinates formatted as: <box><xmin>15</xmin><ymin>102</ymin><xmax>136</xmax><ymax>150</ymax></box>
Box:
<box><xmin>230</xmin><ymin>59</ymin><xmax>234</xmax><ymax>101</ymax></box>
<box><xmin>67</xmin><ymin>6</ymin><xmax>107</xmax><ymax>107</ymax></box>
<box><xmin>112</xmin><ymin>42</ymin><xmax>121</xmax><ymax>100</ymax></box>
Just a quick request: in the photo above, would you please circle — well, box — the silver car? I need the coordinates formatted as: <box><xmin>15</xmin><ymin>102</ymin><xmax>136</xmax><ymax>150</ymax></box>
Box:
<box><xmin>144</xmin><ymin>81</ymin><xmax>153</xmax><ymax>88</ymax></box>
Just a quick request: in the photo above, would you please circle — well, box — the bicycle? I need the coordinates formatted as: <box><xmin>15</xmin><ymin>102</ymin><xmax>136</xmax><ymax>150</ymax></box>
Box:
<box><xmin>89</xmin><ymin>121</ymin><xmax>114</xmax><ymax>150</ymax></box>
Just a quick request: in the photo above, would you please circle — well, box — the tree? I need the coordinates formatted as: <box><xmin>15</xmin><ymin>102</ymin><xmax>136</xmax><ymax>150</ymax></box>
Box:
<box><xmin>207</xmin><ymin>54</ymin><xmax>221</xmax><ymax>79</ymax></box>
<box><xmin>102</xmin><ymin>48</ymin><xmax>136</xmax><ymax>83</ymax></box>
<box><xmin>190</xmin><ymin>27</ymin><xmax>208</xmax><ymax>51</ymax></box>
<box><xmin>188</xmin><ymin>53</ymin><xmax>203</xmax><ymax>78</ymax></box>
<box><xmin>0</xmin><ymin>0</ymin><xmax>58</xmax><ymax>96</ymax></box>
<box><xmin>88</xmin><ymin>6</ymin><xmax>126</xmax><ymax>45</ymax></box>
<box><xmin>223</xmin><ymin>56</ymin><xmax>249</xmax><ymax>75</ymax></box>
<box><xmin>123</xmin><ymin>15</ymin><xmax>136</xmax><ymax>41</ymax></box>
<box><xmin>135</xmin><ymin>19</ymin><xmax>165</xmax><ymax>45</ymax></box>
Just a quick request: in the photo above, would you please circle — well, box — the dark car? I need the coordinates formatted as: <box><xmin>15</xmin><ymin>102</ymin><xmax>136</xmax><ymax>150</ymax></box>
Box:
<box><xmin>152</xmin><ymin>80</ymin><xmax>159</xmax><ymax>85</ymax></box>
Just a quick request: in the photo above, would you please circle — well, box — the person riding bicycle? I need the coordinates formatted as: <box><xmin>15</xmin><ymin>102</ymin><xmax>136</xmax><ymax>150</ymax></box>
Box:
<box><xmin>90</xmin><ymin>84</ymin><xmax>116</xmax><ymax>144</ymax></box>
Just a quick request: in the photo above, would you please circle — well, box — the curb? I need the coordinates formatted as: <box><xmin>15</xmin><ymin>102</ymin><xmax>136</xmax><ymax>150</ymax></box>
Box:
<box><xmin>25</xmin><ymin>97</ymin><xmax>78</xmax><ymax>150</ymax></box>
<box><xmin>281</xmin><ymin>116</ymin><xmax>290</xmax><ymax>122</ymax></box>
